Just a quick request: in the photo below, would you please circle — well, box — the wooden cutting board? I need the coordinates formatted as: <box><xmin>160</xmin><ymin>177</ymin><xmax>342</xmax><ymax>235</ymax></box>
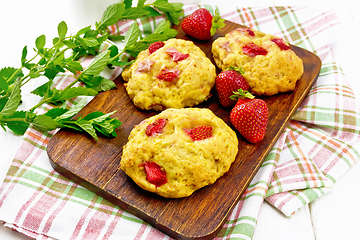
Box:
<box><xmin>47</xmin><ymin>20</ymin><xmax>321</xmax><ymax>239</ymax></box>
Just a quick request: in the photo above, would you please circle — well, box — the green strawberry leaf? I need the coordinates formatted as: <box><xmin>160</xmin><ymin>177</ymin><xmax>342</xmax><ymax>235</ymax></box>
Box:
<box><xmin>230</xmin><ymin>89</ymin><xmax>255</xmax><ymax>101</ymax></box>
<box><xmin>210</xmin><ymin>9</ymin><xmax>225</xmax><ymax>36</ymax></box>
<box><xmin>228</xmin><ymin>66</ymin><xmax>245</xmax><ymax>75</ymax></box>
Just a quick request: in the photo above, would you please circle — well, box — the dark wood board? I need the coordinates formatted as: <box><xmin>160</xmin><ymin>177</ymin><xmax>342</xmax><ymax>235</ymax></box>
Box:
<box><xmin>47</xmin><ymin>19</ymin><xmax>321</xmax><ymax>240</ymax></box>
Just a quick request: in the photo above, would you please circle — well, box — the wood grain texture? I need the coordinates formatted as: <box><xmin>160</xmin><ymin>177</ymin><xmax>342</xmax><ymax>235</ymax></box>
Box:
<box><xmin>47</xmin><ymin>20</ymin><xmax>321</xmax><ymax>240</ymax></box>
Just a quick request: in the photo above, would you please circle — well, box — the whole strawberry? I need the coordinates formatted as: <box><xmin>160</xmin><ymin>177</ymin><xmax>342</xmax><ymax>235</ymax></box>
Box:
<box><xmin>230</xmin><ymin>89</ymin><xmax>268</xmax><ymax>143</ymax></box>
<box><xmin>181</xmin><ymin>8</ymin><xmax>225</xmax><ymax>40</ymax></box>
<box><xmin>216</xmin><ymin>66</ymin><xmax>250</xmax><ymax>107</ymax></box>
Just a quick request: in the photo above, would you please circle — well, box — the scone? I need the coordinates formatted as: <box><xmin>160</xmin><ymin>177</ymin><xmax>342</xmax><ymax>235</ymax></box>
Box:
<box><xmin>120</xmin><ymin>108</ymin><xmax>239</xmax><ymax>198</ymax></box>
<box><xmin>212</xmin><ymin>28</ymin><xmax>304</xmax><ymax>96</ymax></box>
<box><xmin>121</xmin><ymin>39</ymin><xmax>217</xmax><ymax>111</ymax></box>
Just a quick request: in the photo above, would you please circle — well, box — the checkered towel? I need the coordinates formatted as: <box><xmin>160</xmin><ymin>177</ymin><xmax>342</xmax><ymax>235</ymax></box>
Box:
<box><xmin>0</xmin><ymin>4</ymin><xmax>359</xmax><ymax>240</ymax></box>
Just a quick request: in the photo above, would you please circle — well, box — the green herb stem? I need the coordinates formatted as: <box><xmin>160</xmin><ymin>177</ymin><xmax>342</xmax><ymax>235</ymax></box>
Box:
<box><xmin>0</xmin><ymin>117</ymin><xmax>27</xmax><ymax>123</ymax></box>
<box><xmin>29</xmin><ymin>97</ymin><xmax>52</xmax><ymax>113</ymax></box>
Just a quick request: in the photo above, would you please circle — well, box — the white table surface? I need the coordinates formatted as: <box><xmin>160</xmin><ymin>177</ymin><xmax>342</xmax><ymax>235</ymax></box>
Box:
<box><xmin>0</xmin><ymin>0</ymin><xmax>359</xmax><ymax>239</ymax></box>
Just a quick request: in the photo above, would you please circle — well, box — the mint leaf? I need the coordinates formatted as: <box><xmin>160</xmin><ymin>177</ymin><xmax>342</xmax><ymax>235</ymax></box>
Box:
<box><xmin>142</xmin><ymin>6</ymin><xmax>162</xmax><ymax>17</ymax></box>
<box><xmin>31</xmin><ymin>81</ymin><xmax>51</xmax><ymax>97</ymax></box>
<box><xmin>82</xmin><ymin>49</ymin><xmax>110</xmax><ymax>76</ymax></box>
<box><xmin>64</xmin><ymin>60</ymin><xmax>83</xmax><ymax>74</ymax></box>
<box><xmin>124</xmin><ymin>0</ymin><xmax>133</xmax><ymax>9</ymax></box>
<box><xmin>165</xmin><ymin>9</ymin><xmax>184</xmax><ymax>25</ymax></box>
<box><xmin>92</xmin><ymin>77</ymin><xmax>116</xmax><ymax>92</ymax></box>
<box><xmin>43</xmin><ymin>62</ymin><xmax>66</xmax><ymax>81</ymax></box>
<box><xmin>125</xmin><ymin>42</ymin><xmax>149</xmax><ymax>57</ymax></box>
<box><xmin>50</xmin><ymin>87</ymin><xmax>98</xmax><ymax>103</ymax></box>
<box><xmin>83</xmin><ymin>111</ymin><xmax>121</xmax><ymax>137</ymax></box>
<box><xmin>170</xmin><ymin>2</ymin><xmax>184</xmax><ymax>12</ymax></box>
<box><xmin>137</xmin><ymin>0</ymin><xmax>147</xmax><ymax>7</ymax></box>
<box><xmin>124</xmin><ymin>21</ymin><xmax>140</xmax><ymax>47</ymax></box>
<box><xmin>35</xmin><ymin>34</ymin><xmax>46</xmax><ymax>50</ymax></box>
<box><xmin>98</xmin><ymin>3</ymin><xmax>125</xmax><ymax>29</ymax></box>
<box><xmin>21</xmin><ymin>46</ymin><xmax>27</xmax><ymax>65</ymax></box>
<box><xmin>45</xmin><ymin>107</ymin><xmax>68</xmax><ymax>119</ymax></box>
<box><xmin>75</xmin><ymin>119</ymin><xmax>98</xmax><ymax>140</ymax></box>
<box><xmin>0</xmin><ymin>78</ymin><xmax>21</xmax><ymax>117</ymax></box>
<box><xmin>29</xmin><ymin>69</ymin><xmax>41</xmax><ymax>79</ymax></box>
<box><xmin>153</xmin><ymin>19</ymin><xmax>170</xmax><ymax>33</ymax></box>
<box><xmin>0</xmin><ymin>67</ymin><xmax>24</xmax><ymax>87</ymax></box>
<box><xmin>0</xmin><ymin>98</ymin><xmax>7</xmax><ymax>111</ymax></box>
<box><xmin>58</xmin><ymin>110</ymin><xmax>121</xmax><ymax>140</ymax></box>
<box><xmin>108</xmin><ymin>35</ymin><xmax>125</xmax><ymax>41</ymax></box>
<box><xmin>78</xmin><ymin>74</ymin><xmax>116</xmax><ymax>92</ymax></box>
<box><xmin>141</xmin><ymin>32</ymin><xmax>172</xmax><ymax>43</ymax></box>
<box><xmin>109</xmin><ymin>60</ymin><xmax>134</xmax><ymax>68</ymax></box>
<box><xmin>76</xmin><ymin>26</ymin><xmax>92</xmax><ymax>36</ymax></box>
<box><xmin>83</xmin><ymin>111</ymin><xmax>114</xmax><ymax>122</ymax></box>
<box><xmin>54</xmin><ymin>98</ymin><xmax>88</xmax><ymax>121</ymax></box>
<box><xmin>153</xmin><ymin>1</ymin><xmax>183</xmax><ymax>25</ymax></box>
<box><xmin>108</xmin><ymin>45</ymin><xmax>119</xmax><ymax>59</ymax></box>
<box><xmin>152</xmin><ymin>0</ymin><xmax>176</xmax><ymax>12</ymax></box>
<box><xmin>63</xmin><ymin>40</ymin><xmax>78</xmax><ymax>48</ymax></box>
<box><xmin>162</xmin><ymin>28</ymin><xmax>178</xmax><ymax>38</ymax></box>
<box><xmin>122</xmin><ymin>8</ymin><xmax>150</xmax><ymax>20</ymax></box>
<box><xmin>76</xmin><ymin>37</ymin><xmax>99</xmax><ymax>48</ymax></box>
<box><xmin>93</xmin><ymin>119</ymin><xmax>116</xmax><ymax>137</ymax></box>
<box><xmin>4</xmin><ymin>111</ymin><xmax>29</xmax><ymax>135</ymax></box>
<box><xmin>58</xmin><ymin>21</ymin><xmax>68</xmax><ymax>40</ymax></box>
<box><xmin>52</xmin><ymin>37</ymin><xmax>60</xmax><ymax>45</ymax></box>
<box><xmin>44</xmin><ymin>67</ymin><xmax>61</xmax><ymax>80</ymax></box>
<box><xmin>31</xmin><ymin>114</ymin><xmax>58</xmax><ymax>131</ymax></box>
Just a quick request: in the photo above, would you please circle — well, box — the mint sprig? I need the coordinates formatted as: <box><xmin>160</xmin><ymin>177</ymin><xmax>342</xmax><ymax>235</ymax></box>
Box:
<box><xmin>0</xmin><ymin>0</ymin><xmax>183</xmax><ymax>140</ymax></box>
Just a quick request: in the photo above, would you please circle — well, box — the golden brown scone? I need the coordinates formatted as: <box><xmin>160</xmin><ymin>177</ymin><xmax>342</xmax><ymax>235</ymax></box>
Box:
<box><xmin>212</xmin><ymin>28</ymin><xmax>304</xmax><ymax>96</ymax></box>
<box><xmin>120</xmin><ymin>108</ymin><xmax>239</xmax><ymax>198</ymax></box>
<box><xmin>121</xmin><ymin>39</ymin><xmax>216</xmax><ymax>111</ymax></box>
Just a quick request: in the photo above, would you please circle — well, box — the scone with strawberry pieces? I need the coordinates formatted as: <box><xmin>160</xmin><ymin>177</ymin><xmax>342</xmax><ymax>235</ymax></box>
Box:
<box><xmin>120</xmin><ymin>108</ymin><xmax>239</xmax><ymax>198</ymax></box>
<box><xmin>212</xmin><ymin>27</ymin><xmax>304</xmax><ymax>96</ymax></box>
<box><xmin>121</xmin><ymin>38</ymin><xmax>217</xmax><ymax>111</ymax></box>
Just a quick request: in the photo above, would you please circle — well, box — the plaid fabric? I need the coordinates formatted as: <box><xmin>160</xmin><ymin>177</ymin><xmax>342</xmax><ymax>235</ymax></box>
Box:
<box><xmin>1</xmin><ymin>4</ymin><xmax>360</xmax><ymax>240</ymax></box>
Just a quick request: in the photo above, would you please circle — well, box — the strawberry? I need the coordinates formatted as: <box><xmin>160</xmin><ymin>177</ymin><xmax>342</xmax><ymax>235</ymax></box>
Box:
<box><xmin>145</xmin><ymin>118</ymin><xmax>167</xmax><ymax>136</ymax></box>
<box><xmin>230</xmin><ymin>89</ymin><xmax>268</xmax><ymax>143</ymax></box>
<box><xmin>136</xmin><ymin>59</ymin><xmax>155</xmax><ymax>73</ymax></box>
<box><xmin>156</xmin><ymin>67</ymin><xmax>180</xmax><ymax>82</ymax></box>
<box><xmin>143</xmin><ymin>162</ymin><xmax>167</xmax><ymax>187</ymax></box>
<box><xmin>271</xmin><ymin>38</ymin><xmax>290</xmax><ymax>50</ymax></box>
<box><xmin>148</xmin><ymin>41</ymin><xmax>165</xmax><ymax>54</ymax></box>
<box><xmin>184</xmin><ymin>125</ymin><xmax>213</xmax><ymax>141</ymax></box>
<box><xmin>242</xmin><ymin>43</ymin><xmax>268</xmax><ymax>57</ymax></box>
<box><xmin>181</xmin><ymin>8</ymin><xmax>225</xmax><ymax>40</ymax></box>
<box><xmin>165</xmin><ymin>47</ymin><xmax>189</xmax><ymax>62</ymax></box>
<box><xmin>215</xmin><ymin>66</ymin><xmax>250</xmax><ymax>107</ymax></box>
<box><xmin>244</xmin><ymin>28</ymin><xmax>255</xmax><ymax>36</ymax></box>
